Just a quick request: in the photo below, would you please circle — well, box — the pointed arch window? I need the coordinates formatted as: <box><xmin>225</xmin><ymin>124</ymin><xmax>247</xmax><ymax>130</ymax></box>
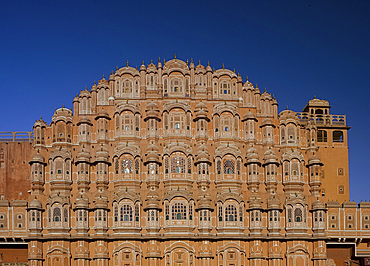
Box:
<box><xmin>53</xmin><ymin>207</ymin><xmax>61</xmax><ymax>222</ymax></box>
<box><xmin>294</xmin><ymin>208</ymin><xmax>303</xmax><ymax>222</ymax></box>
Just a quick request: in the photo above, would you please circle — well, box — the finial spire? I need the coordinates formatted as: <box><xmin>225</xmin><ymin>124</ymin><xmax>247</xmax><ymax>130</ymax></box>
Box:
<box><xmin>158</xmin><ymin>57</ymin><xmax>161</xmax><ymax>63</ymax></box>
<box><xmin>207</xmin><ymin>61</ymin><xmax>210</xmax><ymax>66</ymax></box>
<box><xmin>127</xmin><ymin>60</ymin><xmax>129</xmax><ymax>67</ymax></box>
<box><xmin>142</xmin><ymin>60</ymin><xmax>145</xmax><ymax>65</ymax></box>
<box><xmin>174</xmin><ymin>53</ymin><xmax>177</xmax><ymax>59</ymax></box>
<box><xmin>246</xmin><ymin>76</ymin><xmax>249</xmax><ymax>81</ymax></box>
<box><xmin>191</xmin><ymin>58</ymin><xmax>193</xmax><ymax>63</ymax></box>
<box><xmin>151</xmin><ymin>59</ymin><xmax>153</xmax><ymax>64</ymax></box>
<box><xmin>116</xmin><ymin>66</ymin><xmax>119</xmax><ymax>70</ymax></box>
<box><xmin>222</xmin><ymin>64</ymin><xmax>225</xmax><ymax>69</ymax></box>
<box><xmin>102</xmin><ymin>74</ymin><xmax>105</xmax><ymax>79</ymax></box>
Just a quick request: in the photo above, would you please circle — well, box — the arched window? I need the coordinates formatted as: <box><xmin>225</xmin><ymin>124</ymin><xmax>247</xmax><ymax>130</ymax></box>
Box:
<box><xmin>122</xmin><ymin>79</ymin><xmax>133</xmax><ymax>95</ymax></box>
<box><xmin>172</xmin><ymin>202</ymin><xmax>186</xmax><ymax>220</ymax></box>
<box><xmin>53</xmin><ymin>207</ymin><xmax>61</xmax><ymax>222</ymax></box>
<box><xmin>224</xmin><ymin>160</ymin><xmax>235</xmax><ymax>174</ymax></box>
<box><xmin>120</xmin><ymin>204</ymin><xmax>133</xmax><ymax>221</ymax></box>
<box><xmin>294</xmin><ymin>208</ymin><xmax>303</xmax><ymax>222</ymax></box>
<box><xmin>122</xmin><ymin>159</ymin><xmax>132</xmax><ymax>174</ymax></box>
<box><xmin>225</xmin><ymin>205</ymin><xmax>237</xmax><ymax>221</ymax></box>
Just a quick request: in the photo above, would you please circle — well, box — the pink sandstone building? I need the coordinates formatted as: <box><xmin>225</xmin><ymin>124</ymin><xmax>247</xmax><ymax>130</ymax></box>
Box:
<box><xmin>0</xmin><ymin>57</ymin><xmax>369</xmax><ymax>265</ymax></box>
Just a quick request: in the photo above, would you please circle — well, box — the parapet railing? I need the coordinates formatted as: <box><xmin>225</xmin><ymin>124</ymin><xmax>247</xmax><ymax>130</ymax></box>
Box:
<box><xmin>297</xmin><ymin>113</ymin><xmax>346</xmax><ymax>126</ymax></box>
<box><xmin>0</xmin><ymin>131</ymin><xmax>33</xmax><ymax>142</ymax></box>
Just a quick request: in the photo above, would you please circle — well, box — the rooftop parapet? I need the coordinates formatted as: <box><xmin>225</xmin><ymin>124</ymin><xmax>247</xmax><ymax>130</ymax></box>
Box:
<box><xmin>297</xmin><ymin>113</ymin><xmax>347</xmax><ymax>127</ymax></box>
<box><xmin>0</xmin><ymin>131</ymin><xmax>33</xmax><ymax>142</ymax></box>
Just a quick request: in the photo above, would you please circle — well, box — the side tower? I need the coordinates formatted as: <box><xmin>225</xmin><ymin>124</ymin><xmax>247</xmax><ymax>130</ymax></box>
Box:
<box><xmin>299</xmin><ymin>98</ymin><xmax>350</xmax><ymax>202</ymax></box>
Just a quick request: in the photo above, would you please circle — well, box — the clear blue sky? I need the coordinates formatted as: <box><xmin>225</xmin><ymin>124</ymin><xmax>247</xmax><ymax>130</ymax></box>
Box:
<box><xmin>0</xmin><ymin>0</ymin><xmax>369</xmax><ymax>202</ymax></box>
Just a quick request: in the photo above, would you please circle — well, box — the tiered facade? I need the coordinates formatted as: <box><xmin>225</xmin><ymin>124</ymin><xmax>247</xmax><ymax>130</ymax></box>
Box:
<box><xmin>0</xmin><ymin>57</ymin><xmax>369</xmax><ymax>265</ymax></box>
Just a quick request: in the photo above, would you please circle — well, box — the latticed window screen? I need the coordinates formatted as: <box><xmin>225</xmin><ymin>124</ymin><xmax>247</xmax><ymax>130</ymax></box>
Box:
<box><xmin>187</xmin><ymin>157</ymin><xmax>192</xmax><ymax>174</ymax></box>
<box><xmin>217</xmin><ymin>160</ymin><xmax>221</xmax><ymax>175</ymax></box>
<box><xmin>53</xmin><ymin>207</ymin><xmax>61</xmax><ymax>222</ymax></box>
<box><xmin>218</xmin><ymin>206</ymin><xmax>223</xmax><ymax>221</ymax></box>
<box><xmin>135</xmin><ymin>159</ymin><xmax>140</xmax><ymax>174</ymax></box>
<box><xmin>288</xmin><ymin>208</ymin><xmax>292</xmax><ymax>222</ymax></box>
<box><xmin>115</xmin><ymin>160</ymin><xmax>119</xmax><ymax>174</ymax></box>
<box><xmin>189</xmin><ymin>204</ymin><xmax>193</xmax><ymax>220</ymax></box>
<box><xmin>122</xmin><ymin>159</ymin><xmax>132</xmax><ymax>174</ymax></box>
<box><xmin>225</xmin><ymin>205</ymin><xmax>237</xmax><ymax>221</ymax></box>
<box><xmin>165</xmin><ymin>204</ymin><xmax>169</xmax><ymax>220</ymax></box>
<box><xmin>64</xmin><ymin>208</ymin><xmax>68</xmax><ymax>222</ymax></box>
<box><xmin>171</xmin><ymin>157</ymin><xmax>185</xmax><ymax>174</ymax></box>
<box><xmin>237</xmin><ymin>160</ymin><xmax>241</xmax><ymax>175</ymax></box>
<box><xmin>294</xmin><ymin>208</ymin><xmax>303</xmax><ymax>222</ymax></box>
<box><xmin>114</xmin><ymin>206</ymin><xmax>118</xmax><ymax>222</ymax></box>
<box><xmin>224</xmin><ymin>160</ymin><xmax>235</xmax><ymax>174</ymax></box>
<box><xmin>165</xmin><ymin>158</ymin><xmax>169</xmax><ymax>173</ymax></box>
<box><xmin>172</xmin><ymin>203</ymin><xmax>186</xmax><ymax>220</ymax></box>
<box><xmin>135</xmin><ymin>205</ymin><xmax>139</xmax><ymax>221</ymax></box>
<box><xmin>120</xmin><ymin>205</ymin><xmax>133</xmax><ymax>221</ymax></box>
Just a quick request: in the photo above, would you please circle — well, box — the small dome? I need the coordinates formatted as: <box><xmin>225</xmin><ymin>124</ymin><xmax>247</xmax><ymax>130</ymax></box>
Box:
<box><xmin>243</xmin><ymin>111</ymin><xmax>257</xmax><ymax>121</ymax></box>
<box><xmin>30</xmin><ymin>152</ymin><xmax>45</xmax><ymax>164</ymax></box>
<box><xmin>267</xmin><ymin>194</ymin><xmax>281</xmax><ymax>210</ymax></box>
<box><xmin>248</xmin><ymin>192</ymin><xmax>263</xmax><ymax>209</ymax></box>
<box><xmin>308</xmin><ymin>153</ymin><xmax>322</xmax><ymax>166</ymax></box>
<box><xmin>206</xmin><ymin>62</ymin><xmax>212</xmax><ymax>72</ymax></box>
<box><xmin>29</xmin><ymin>198</ymin><xmax>42</xmax><ymax>209</ymax></box>
<box><xmin>75</xmin><ymin>194</ymin><xmax>89</xmax><ymax>209</ymax></box>
<box><xmin>261</xmin><ymin>118</ymin><xmax>274</xmax><ymax>127</ymax></box>
<box><xmin>33</xmin><ymin>117</ymin><xmax>47</xmax><ymax>128</ymax></box>
<box><xmin>140</xmin><ymin>62</ymin><xmax>146</xmax><ymax>71</ymax></box>
<box><xmin>76</xmin><ymin>148</ymin><xmax>90</xmax><ymax>163</ymax></box>
<box><xmin>95</xmin><ymin>109</ymin><xmax>110</xmax><ymax>120</ymax></box>
<box><xmin>263</xmin><ymin>148</ymin><xmax>278</xmax><ymax>165</ymax></box>
<box><xmin>194</xmin><ymin>102</ymin><xmax>209</xmax><ymax>121</ymax></box>
<box><xmin>146</xmin><ymin>152</ymin><xmax>160</xmax><ymax>163</ymax></box>
<box><xmin>77</xmin><ymin>116</ymin><xmax>92</xmax><ymax>126</ymax></box>
<box><xmin>312</xmin><ymin>199</ymin><xmax>325</xmax><ymax>210</ymax></box>
<box><xmin>96</xmin><ymin>145</ymin><xmax>109</xmax><ymax>163</ymax></box>
<box><xmin>246</xmin><ymin>146</ymin><xmax>259</xmax><ymax>164</ymax></box>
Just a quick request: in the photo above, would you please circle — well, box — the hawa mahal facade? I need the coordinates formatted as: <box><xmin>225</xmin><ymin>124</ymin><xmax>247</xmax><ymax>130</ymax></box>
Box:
<box><xmin>0</xmin><ymin>57</ymin><xmax>369</xmax><ymax>265</ymax></box>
